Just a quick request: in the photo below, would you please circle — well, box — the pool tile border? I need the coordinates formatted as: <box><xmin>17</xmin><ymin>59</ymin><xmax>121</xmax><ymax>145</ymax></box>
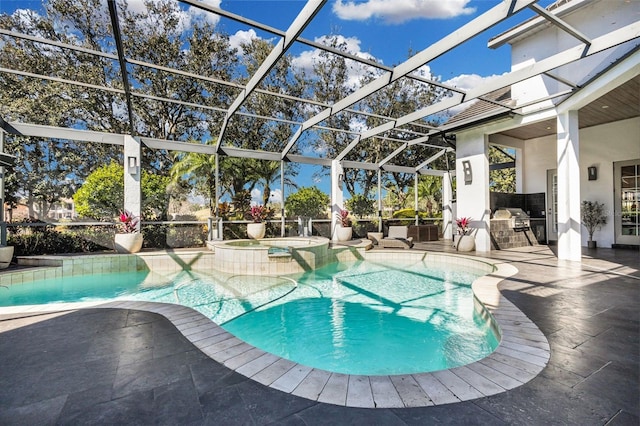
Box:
<box><xmin>0</xmin><ymin>250</ymin><xmax>550</xmax><ymax>409</ymax></box>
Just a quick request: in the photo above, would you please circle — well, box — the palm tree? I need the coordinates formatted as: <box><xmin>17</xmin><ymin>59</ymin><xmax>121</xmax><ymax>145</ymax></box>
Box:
<box><xmin>170</xmin><ymin>140</ymin><xmax>218</xmax><ymax>215</ymax></box>
<box><xmin>248</xmin><ymin>160</ymin><xmax>297</xmax><ymax>206</ymax></box>
<box><xmin>417</xmin><ymin>175</ymin><xmax>443</xmax><ymax>216</ymax></box>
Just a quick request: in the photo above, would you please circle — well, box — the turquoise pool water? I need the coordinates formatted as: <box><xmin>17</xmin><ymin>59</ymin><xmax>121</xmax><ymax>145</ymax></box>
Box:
<box><xmin>0</xmin><ymin>259</ymin><xmax>498</xmax><ymax>375</ymax></box>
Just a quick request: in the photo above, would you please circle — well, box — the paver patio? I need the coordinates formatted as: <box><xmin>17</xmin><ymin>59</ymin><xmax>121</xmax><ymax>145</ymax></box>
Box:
<box><xmin>0</xmin><ymin>244</ymin><xmax>637</xmax><ymax>425</ymax></box>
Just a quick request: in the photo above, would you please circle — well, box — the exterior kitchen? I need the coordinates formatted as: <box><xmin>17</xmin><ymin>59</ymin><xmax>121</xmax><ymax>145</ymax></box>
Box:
<box><xmin>490</xmin><ymin>192</ymin><xmax>546</xmax><ymax>250</ymax></box>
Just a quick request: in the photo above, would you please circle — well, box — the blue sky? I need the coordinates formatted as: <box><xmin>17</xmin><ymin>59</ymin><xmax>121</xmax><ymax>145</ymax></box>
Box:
<box><xmin>0</xmin><ymin>0</ymin><xmax>555</xmax><ymax>205</ymax></box>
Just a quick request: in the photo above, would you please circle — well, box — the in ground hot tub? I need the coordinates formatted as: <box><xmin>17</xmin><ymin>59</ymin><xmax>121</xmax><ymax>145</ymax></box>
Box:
<box><xmin>209</xmin><ymin>237</ymin><xmax>330</xmax><ymax>275</ymax></box>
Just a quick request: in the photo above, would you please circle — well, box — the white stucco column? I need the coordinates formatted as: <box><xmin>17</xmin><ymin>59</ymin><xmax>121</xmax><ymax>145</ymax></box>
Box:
<box><xmin>330</xmin><ymin>159</ymin><xmax>344</xmax><ymax>241</ymax></box>
<box><xmin>556</xmin><ymin>110</ymin><xmax>582</xmax><ymax>261</ymax></box>
<box><xmin>123</xmin><ymin>135</ymin><xmax>141</xmax><ymax>231</ymax></box>
<box><xmin>442</xmin><ymin>171</ymin><xmax>453</xmax><ymax>240</ymax></box>
<box><xmin>456</xmin><ymin>132</ymin><xmax>491</xmax><ymax>252</ymax></box>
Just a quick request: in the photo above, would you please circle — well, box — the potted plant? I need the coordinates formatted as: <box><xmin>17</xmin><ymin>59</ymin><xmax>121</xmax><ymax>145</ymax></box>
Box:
<box><xmin>114</xmin><ymin>210</ymin><xmax>143</xmax><ymax>253</ymax></box>
<box><xmin>246</xmin><ymin>204</ymin><xmax>269</xmax><ymax>239</ymax></box>
<box><xmin>454</xmin><ymin>217</ymin><xmax>475</xmax><ymax>252</ymax></box>
<box><xmin>581</xmin><ymin>200</ymin><xmax>607</xmax><ymax>248</ymax></box>
<box><xmin>0</xmin><ymin>244</ymin><xmax>13</xmax><ymax>269</ymax></box>
<box><xmin>336</xmin><ymin>208</ymin><xmax>353</xmax><ymax>241</ymax></box>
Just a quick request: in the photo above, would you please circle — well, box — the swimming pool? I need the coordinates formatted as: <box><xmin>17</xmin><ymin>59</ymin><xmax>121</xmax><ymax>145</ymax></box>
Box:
<box><xmin>0</xmin><ymin>258</ymin><xmax>499</xmax><ymax>375</ymax></box>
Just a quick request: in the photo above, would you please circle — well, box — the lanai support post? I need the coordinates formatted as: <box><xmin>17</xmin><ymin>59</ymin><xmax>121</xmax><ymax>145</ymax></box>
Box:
<box><xmin>280</xmin><ymin>160</ymin><xmax>285</xmax><ymax>237</ymax></box>
<box><xmin>377</xmin><ymin>169</ymin><xmax>382</xmax><ymax>232</ymax></box>
<box><xmin>0</xmin><ymin>131</ymin><xmax>6</xmax><ymax>246</ymax></box>
<box><xmin>123</xmin><ymin>135</ymin><xmax>142</xmax><ymax>231</ymax></box>
<box><xmin>330</xmin><ymin>159</ymin><xmax>344</xmax><ymax>241</ymax></box>
<box><xmin>208</xmin><ymin>153</ymin><xmax>221</xmax><ymax>241</ymax></box>
<box><xmin>443</xmin><ymin>171</ymin><xmax>453</xmax><ymax>241</ymax></box>
<box><xmin>456</xmin><ymin>132</ymin><xmax>491</xmax><ymax>252</ymax></box>
<box><xmin>414</xmin><ymin>173</ymin><xmax>419</xmax><ymax>225</ymax></box>
<box><xmin>556</xmin><ymin>110</ymin><xmax>582</xmax><ymax>261</ymax></box>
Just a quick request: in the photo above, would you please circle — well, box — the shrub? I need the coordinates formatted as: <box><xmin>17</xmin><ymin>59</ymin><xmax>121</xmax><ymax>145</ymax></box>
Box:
<box><xmin>9</xmin><ymin>229</ymin><xmax>109</xmax><ymax>256</ymax></box>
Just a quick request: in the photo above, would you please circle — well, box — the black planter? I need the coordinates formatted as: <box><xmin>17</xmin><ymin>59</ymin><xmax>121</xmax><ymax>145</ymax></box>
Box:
<box><xmin>587</xmin><ymin>240</ymin><xmax>597</xmax><ymax>249</ymax></box>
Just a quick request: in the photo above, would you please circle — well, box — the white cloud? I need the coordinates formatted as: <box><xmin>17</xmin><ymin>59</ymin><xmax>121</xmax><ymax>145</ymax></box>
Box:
<box><xmin>125</xmin><ymin>0</ymin><xmax>221</xmax><ymax>34</ymax></box>
<box><xmin>188</xmin><ymin>0</ymin><xmax>222</xmax><ymax>27</ymax></box>
<box><xmin>250</xmin><ymin>188</ymin><xmax>262</xmax><ymax>206</ymax></box>
<box><xmin>250</xmin><ymin>188</ymin><xmax>282</xmax><ymax>205</ymax></box>
<box><xmin>443</xmin><ymin>72</ymin><xmax>507</xmax><ymax>115</ymax></box>
<box><xmin>333</xmin><ymin>0</ymin><xmax>475</xmax><ymax>24</ymax></box>
<box><xmin>268</xmin><ymin>189</ymin><xmax>282</xmax><ymax>204</ymax></box>
<box><xmin>443</xmin><ymin>72</ymin><xmax>505</xmax><ymax>92</ymax></box>
<box><xmin>292</xmin><ymin>34</ymin><xmax>381</xmax><ymax>90</ymax></box>
<box><xmin>229</xmin><ymin>29</ymin><xmax>259</xmax><ymax>56</ymax></box>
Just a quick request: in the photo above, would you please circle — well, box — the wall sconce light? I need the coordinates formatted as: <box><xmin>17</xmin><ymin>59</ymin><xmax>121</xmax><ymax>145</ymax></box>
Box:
<box><xmin>338</xmin><ymin>173</ymin><xmax>344</xmax><ymax>183</ymax></box>
<box><xmin>462</xmin><ymin>160</ymin><xmax>473</xmax><ymax>184</ymax></box>
<box><xmin>587</xmin><ymin>166</ymin><xmax>597</xmax><ymax>181</ymax></box>
<box><xmin>128</xmin><ymin>156</ymin><xmax>138</xmax><ymax>175</ymax></box>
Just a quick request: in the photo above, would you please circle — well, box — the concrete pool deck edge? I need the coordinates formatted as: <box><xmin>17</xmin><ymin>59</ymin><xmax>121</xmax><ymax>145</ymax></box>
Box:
<box><xmin>0</xmin><ymin>250</ymin><xmax>550</xmax><ymax>409</ymax></box>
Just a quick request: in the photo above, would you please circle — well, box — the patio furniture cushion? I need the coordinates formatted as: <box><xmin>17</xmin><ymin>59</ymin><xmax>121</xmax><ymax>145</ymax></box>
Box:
<box><xmin>379</xmin><ymin>226</ymin><xmax>414</xmax><ymax>249</ymax></box>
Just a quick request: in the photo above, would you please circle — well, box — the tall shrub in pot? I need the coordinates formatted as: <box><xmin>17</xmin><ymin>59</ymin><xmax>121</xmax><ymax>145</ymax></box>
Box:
<box><xmin>581</xmin><ymin>201</ymin><xmax>607</xmax><ymax>248</ymax></box>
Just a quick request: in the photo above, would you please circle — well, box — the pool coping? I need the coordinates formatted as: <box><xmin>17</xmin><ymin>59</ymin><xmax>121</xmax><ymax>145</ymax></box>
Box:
<box><xmin>0</xmin><ymin>250</ymin><xmax>550</xmax><ymax>409</ymax></box>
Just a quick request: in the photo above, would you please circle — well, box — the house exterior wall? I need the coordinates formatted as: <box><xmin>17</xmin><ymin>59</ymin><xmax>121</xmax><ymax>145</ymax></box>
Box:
<box><xmin>510</xmin><ymin>0</ymin><xmax>638</xmax><ymax>111</ymax></box>
<box><xmin>520</xmin><ymin>117</ymin><xmax>640</xmax><ymax>248</ymax></box>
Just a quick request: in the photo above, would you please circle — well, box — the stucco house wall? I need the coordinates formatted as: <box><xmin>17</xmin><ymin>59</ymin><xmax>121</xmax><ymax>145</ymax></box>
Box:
<box><xmin>510</xmin><ymin>0</ymin><xmax>638</xmax><ymax>111</ymax></box>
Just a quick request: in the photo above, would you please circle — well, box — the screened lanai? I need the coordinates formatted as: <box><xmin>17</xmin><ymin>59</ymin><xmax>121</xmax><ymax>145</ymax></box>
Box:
<box><xmin>0</xmin><ymin>0</ymin><xmax>638</xmax><ymax>253</ymax></box>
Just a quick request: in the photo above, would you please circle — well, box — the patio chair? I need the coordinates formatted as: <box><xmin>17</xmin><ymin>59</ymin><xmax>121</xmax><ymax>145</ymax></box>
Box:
<box><xmin>379</xmin><ymin>226</ymin><xmax>414</xmax><ymax>249</ymax></box>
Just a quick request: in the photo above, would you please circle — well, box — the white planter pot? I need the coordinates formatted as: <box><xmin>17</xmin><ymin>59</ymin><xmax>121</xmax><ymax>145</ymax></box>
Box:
<box><xmin>336</xmin><ymin>226</ymin><xmax>353</xmax><ymax>242</ymax></box>
<box><xmin>455</xmin><ymin>234</ymin><xmax>475</xmax><ymax>252</ymax></box>
<box><xmin>0</xmin><ymin>246</ymin><xmax>14</xmax><ymax>269</ymax></box>
<box><xmin>114</xmin><ymin>233</ymin><xmax>143</xmax><ymax>253</ymax></box>
<box><xmin>247</xmin><ymin>222</ymin><xmax>266</xmax><ymax>239</ymax></box>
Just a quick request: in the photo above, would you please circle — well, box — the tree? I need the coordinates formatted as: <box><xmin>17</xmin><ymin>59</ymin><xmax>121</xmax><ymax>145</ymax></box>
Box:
<box><xmin>119</xmin><ymin>0</ymin><xmax>238</xmax><ymax>174</ymax></box>
<box><xmin>73</xmin><ymin>162</ymin><xmax>170</xmax><ymax>220</ymax></box>
<box><xmin>306</xmin><ymin>35</ymin><xmax>369</xmax><ymax>196</ymax></box>
<box><xmin>407</xmin><ymin>175</ymin><xmax>443</xmax><ymax>216</ymax></box>
<box><xmin>285</xmin><ymin>186</ymin><xmax>329</xmax><ymax>219</ymax></box>
<box><xmin>73</xmin><ymin>162</ymin><xmax>124</xmax><ymax>219</ymax></box>
<box><xmin>3</xmin><ymin>136</ymin><xmax>96</xmax><ymax>219</ymax></box>
<box><xmin>170</xmin><ymin>140</ymin><xmax>218</xmax><ymax>215</ymax></box>
<box><xmin>346</xmin><ymin>194</ymin><xmax>376</xmax><ymax>218</ymax></box>
<box><xmin>489</xmin><ymin>146</ymin><xmax>516</xmax><ymax>193</ymax></box>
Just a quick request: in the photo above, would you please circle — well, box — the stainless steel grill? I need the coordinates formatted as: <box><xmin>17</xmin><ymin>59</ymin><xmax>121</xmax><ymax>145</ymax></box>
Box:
<box><xmin>493</xmin><ymin>207</ymin><xmax>531</xmax><ymax>230</ymax></box>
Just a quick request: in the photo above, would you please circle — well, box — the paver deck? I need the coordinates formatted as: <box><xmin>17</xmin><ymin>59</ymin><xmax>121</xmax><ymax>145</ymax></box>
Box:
<box><xmin>0</xmin><ymin>243</ymin><xmax>638</xmax><ymax>424</ymax></box>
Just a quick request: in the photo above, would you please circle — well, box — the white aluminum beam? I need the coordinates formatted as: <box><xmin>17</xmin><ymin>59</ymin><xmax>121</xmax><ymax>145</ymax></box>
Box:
<box><xmin>415</xmin><ymin>149</ymin><xmax>450</xmax><ymax>171</ymax></box>
<box><xmin>378</xmin><ymin>144</ymin><xmax>411</xmax><ymax>168</ymax></box>
<box><xmin>0</xmin><ymin>29</ymin><xmax>118</xmax><ymax>60</ymax></box>
<box><xmin>140</xmin><ymin>137</ymin><xmax>217</xmax><ymax>154</ymax></box>
<box><xmin>219</xmin><ymin>147</ymin><xmax>281</xmax><ymax>161</ymax></box>
<box><xmin>488</xmin><ymin>0</ymin><xmax>586</xmax><ymax>49</ymax></box>
<box><xmin>2</xmin><ymin>121</ymin><xmax>125</xmax><ymax>145</ymax></box>
<box><xmin>215</xmin><ymin>0</ymin><xmax>326</xmax><ymax>151</ymax></box>
<box><xmin>285</xmin><ymin>154</ymin><xmax>332</xmax><ymax>166</ymax></box>
<box><xmin>281</xmin><ymin>0</ymin><xmax>538</xmax><ymax>158</ymax></box>
<box><xmin>528</xmin><ymin>3</ymin><xmax>591</xmax><ymax>46</ymax></box>
<box><xmin>0</xmin><ymin>67</ymin><xmax>125</xmax><ymax>95</ymax></box>
<box><xmin>418</xmin><ymin>168</ymin><xmax>446</xmax><ymax>177</ymax></box>
<box><xmin>382</xmin><ymin>164</ymin><xmax>420</xmax><ymax>174</ymax></box>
